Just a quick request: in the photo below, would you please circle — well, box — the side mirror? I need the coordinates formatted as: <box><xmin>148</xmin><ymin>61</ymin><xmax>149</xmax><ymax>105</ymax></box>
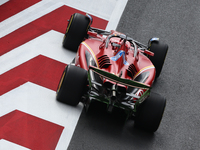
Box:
<box><xmin>86</xmin><ymin>13</ymin><xmax>93</xmax><ymax>26</ymax></box>
<box><xmin>148</xmin><ymin>37</ymin><xmax>159</xmax><ymax>48</ymax></box>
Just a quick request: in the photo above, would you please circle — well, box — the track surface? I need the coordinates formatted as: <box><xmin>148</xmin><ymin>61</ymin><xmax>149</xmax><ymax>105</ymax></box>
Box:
<box><xmin>1</xmin><ymin>0</ymin><xmax>200</xmax><ymax>149</ymax></box>
<box><xmin>68</xmin><ymin>0</ymin><xmax>200</xmax><ymax>150</ymax></box>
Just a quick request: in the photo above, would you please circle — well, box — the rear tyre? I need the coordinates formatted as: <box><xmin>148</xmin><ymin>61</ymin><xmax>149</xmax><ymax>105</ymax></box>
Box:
<box><xmin>134</xmin><ymin>92</ymin><xmax>166</xmax><ymax>132</ymax></box>
<box><xmin>63</xmin><ymin>13</ymin><xmax>90</xmax><ymax>52</ymax></box>
<box><xmin>149</xmin><ymin>41</ymin><xmax>168</xmax><ymax>79</ymax></box>
<box><xmin>56</xmin><ymin>65</ymin><xmax>87</xmax><ymax>106</ymax></box>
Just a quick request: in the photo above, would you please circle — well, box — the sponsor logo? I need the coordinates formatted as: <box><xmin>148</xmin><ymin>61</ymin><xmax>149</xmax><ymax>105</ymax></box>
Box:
<box><xmin>110</xmin><ymin>50</ymin><xmax>129</xmax><ymax>65</ymax></box>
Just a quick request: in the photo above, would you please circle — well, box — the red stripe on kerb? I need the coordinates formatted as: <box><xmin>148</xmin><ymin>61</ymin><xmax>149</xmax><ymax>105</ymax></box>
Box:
<box><xmin>0</xmin><ymin>55</ymin><xmax>66</xmax><ymax>95</ymax></box>
<box><xmin>0</xmin><ymin>110</ymin><xmax>64</xmax><ymax>150</ymax></box>
<box><xmin>0</xmin><ymin>5</ymin><xmax>108</xmax><ymax>56</ymax></box>
<box><xmin>0</xmin><ymin>0</ymin><xmax>41</xmax><ymax>22</ymax></box>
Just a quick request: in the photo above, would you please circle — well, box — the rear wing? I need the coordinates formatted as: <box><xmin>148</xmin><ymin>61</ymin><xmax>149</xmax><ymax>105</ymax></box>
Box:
<box><xmin>89</xmin><ymin>66</ymin><xmax>151</xmax><ymax>89</ymax></box>
<box><xmin>88</xmin><ymin>66</ymin><xmax>151</xmax><ymax>112</ymax></box>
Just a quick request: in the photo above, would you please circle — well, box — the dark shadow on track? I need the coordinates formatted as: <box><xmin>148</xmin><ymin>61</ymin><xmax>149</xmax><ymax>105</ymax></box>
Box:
<box><xmin>68</xmin><ymin>101</ymin><xmax>156</xmax><ymax>150</ymax></box>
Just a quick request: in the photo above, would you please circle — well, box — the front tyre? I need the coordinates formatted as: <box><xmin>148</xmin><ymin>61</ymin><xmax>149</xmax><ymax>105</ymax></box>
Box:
<box><xmin>148</xmin><ymin>41</ymin><xmax>168</xmax><ymax>79</ymax></box>
<box><xmin>56</xmin><ymin>65</ymin><xmax>87</xmax><ymax>106</ymax></box>
<box><xmin>134</xmin><ymin>92</ymin><xmax>166</xmax><ymax>132</ymax></box>
<box><xmin>63</xmin><ymin>13</ymin><xmax>90</xmax><ymax>52</ymax></box>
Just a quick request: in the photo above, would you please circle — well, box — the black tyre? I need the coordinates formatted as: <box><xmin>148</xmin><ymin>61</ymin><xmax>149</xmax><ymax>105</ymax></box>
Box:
<box><xmin>56</xmin><ymin>65</ymin><xmax>87</xmax><ymax>106</ymax></box>
<box><xmin>134</xmin><ymin>92</ymin><xmax>166</xmax><ymax>132</ymax></box>
<box><xmin>149</xmin><ymin>42</ymin><xmax>168</xmax><ymax>78</ymax></box>
<box><xmin>63</xmin><ymin>13</ymin><xmax>90</xmax><ymax>52</ymax></box>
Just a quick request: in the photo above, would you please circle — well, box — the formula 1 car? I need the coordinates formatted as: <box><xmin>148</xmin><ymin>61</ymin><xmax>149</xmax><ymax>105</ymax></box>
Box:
<box><xmin>56</xmin><ymin>13</ymin><xmax>168</xmax><ymax>132</ymax></box>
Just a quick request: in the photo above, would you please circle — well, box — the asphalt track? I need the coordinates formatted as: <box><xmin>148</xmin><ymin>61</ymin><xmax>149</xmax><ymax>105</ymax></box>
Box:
<box><xmin>68</xmin><ymin>1</ymin><xmax>200</xmax><ymax>150</ymax></box>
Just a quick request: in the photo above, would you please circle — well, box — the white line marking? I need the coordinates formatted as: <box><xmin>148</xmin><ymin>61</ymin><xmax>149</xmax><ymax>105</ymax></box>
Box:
<box><xmin>0</xmin><ymin>82</ymin><xmax>83</xmax><ymax>150</ymax></box>
<box><xmin>0</xmin><ymin>1</ymin><xmax>64</xmax><ymax>38</ymax></box>
<box><xmin>62</xmin><ymin>0</ymin><xmax>116</xmax><ymax>20</ymax></box>
<box><xmin>0</xmin><ymin>139</ymin><xmax>31</xmax><ymax>150</ymax></box>
<box><xmin>0</xmin><ymin>30</ymin><xmax>75</xmax><ymax>75</ymax></box>
<box><xmin>0</xmin><ymin>0</ymin><xmax>8</xmax><ymax>6</ymax></box>
<box><xmin>106</xmin><ymin>0</ymin><xmax>128</xmax><ymax>30</ymax></box>
<box><xmin>0</xmin><ymin>0</ymin><xmax>128</xmax><ymax>149</ymax></box>
<box><xmin>0</xmin><ymin>0</ymin><xmax>128</xmax><ymax>38</ymax></box>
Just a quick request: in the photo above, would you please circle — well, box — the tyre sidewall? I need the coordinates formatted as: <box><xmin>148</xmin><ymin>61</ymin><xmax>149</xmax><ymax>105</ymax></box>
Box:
<box><xmin>135</xmin><ymin>92</ymin><xmax>166</xmax><ymax>132</ymax></box>
<box><xmin>149</xmin><ymin>42</ymin><xmax>168</xmax><ymax>78</ymax></box>
<box><xmin>63</xmin><ymin>13</ymin><xmax>90</xmax><ymax>52</ymax></box>
<box><xmin>56</xmin><ymin>65</ymin><xmax>87</xmax><ymax>106</ymax></box>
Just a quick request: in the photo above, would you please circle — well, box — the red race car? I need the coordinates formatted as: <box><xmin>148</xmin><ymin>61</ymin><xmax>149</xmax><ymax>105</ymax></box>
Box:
<box><xmin>56</xmin><ymin>13</ymin><xmax>168</xmax><ymax>132</ymax></box>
